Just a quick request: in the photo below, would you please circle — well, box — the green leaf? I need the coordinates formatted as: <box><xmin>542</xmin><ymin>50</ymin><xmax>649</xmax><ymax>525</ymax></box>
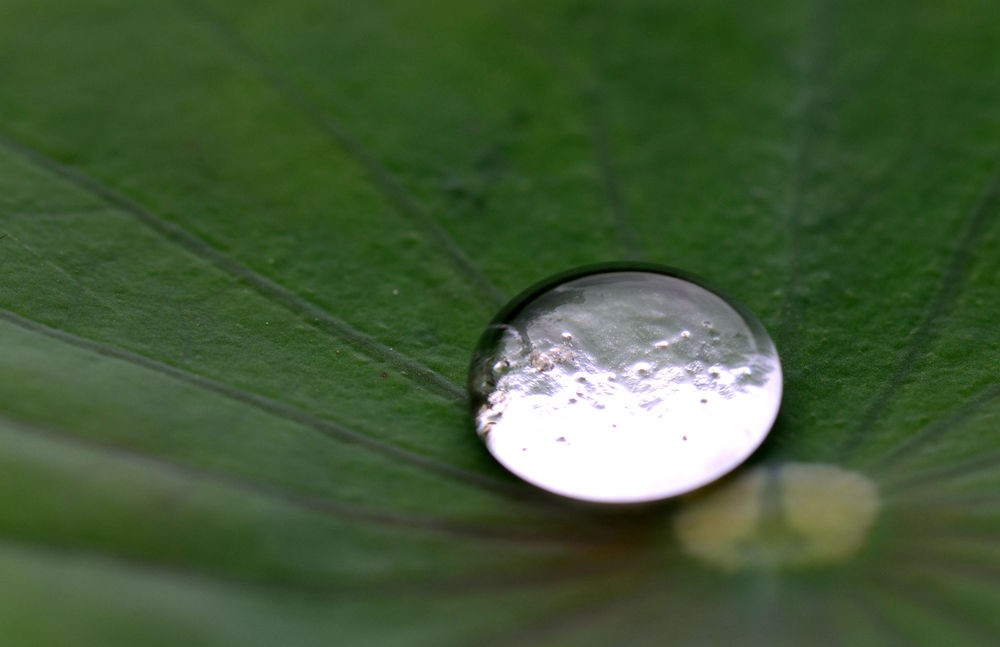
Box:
<box><xmin>1</xmin><ymin>0</ymin><xmax>998</xmax><ymax>644</ymax></box>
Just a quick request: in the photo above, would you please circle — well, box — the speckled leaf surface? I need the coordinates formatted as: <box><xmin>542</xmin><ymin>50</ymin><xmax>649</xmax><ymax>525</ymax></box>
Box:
<box><xmin>0</xmin><ymin>0</ymin><xmax>998</xmax><ymax>645</ymax></box>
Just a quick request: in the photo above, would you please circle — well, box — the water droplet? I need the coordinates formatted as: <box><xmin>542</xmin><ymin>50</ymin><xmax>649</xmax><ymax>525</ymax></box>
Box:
<box><xmin>468</xmin><ymin>266</ymin><xmax>783</xmax><ymax>503</ymax></box>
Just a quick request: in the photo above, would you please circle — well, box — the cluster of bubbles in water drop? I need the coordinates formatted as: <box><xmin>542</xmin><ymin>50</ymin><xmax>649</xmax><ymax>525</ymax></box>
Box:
<box><xmin>475</xmin><ymin>316</ymin><xmax>770</xmax><ymax>439</ymax></box>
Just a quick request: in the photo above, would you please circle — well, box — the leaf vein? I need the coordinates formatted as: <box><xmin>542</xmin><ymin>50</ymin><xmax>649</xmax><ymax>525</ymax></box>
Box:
<box><xmin>868</xmin><ymin>381</ymin><xmax>1000</xmax><ymax>476</ymax></box>
<box><xmin>0</xmin><ymin>307</ymin><xmax>521</xmax><ymax>498</ymax></box>
<box><xmin>177</xmin><ymin>0</ymin><xmax>506</xmax><ymax>306</ymax></box>
<box><xmin>586</xmin><ymin>83</ymin><xmax>643</xmax><ymax>261</ymax></box>
<box><xmin>776</xmin><ymin>0</ymin><xmax>836</xmax><ymax>348</ymax></box>
<box><xmin>0</xmin><ymin>412</ymin><xmax>590</xmax><ymax>547</ymax></box>
<box><xmin>840</xmin><ymin>164</ymin><xmax>1000</xmax><ymax>456</ymax></box>
<box><xmin>0</xmin><ymin>131</ymin><xmax>465</xmax><ymax>402</ymax></box>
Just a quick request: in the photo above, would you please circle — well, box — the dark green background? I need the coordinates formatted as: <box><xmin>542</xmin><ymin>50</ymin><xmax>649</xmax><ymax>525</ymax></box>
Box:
<box><xmin>0</xmin><ymin>0</ymin><xmax>998</xmax><ymax>644</ymax></box>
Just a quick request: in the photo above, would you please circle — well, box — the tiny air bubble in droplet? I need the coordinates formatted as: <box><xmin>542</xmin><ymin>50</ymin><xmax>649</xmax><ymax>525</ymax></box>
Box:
<box><xmin>468</xmin><ymin>265</ymin><xmax>783</xmax><ymax>504</ymax></box>
<box><xmin>632</xmin><ymin>361</ymin><xmax>653</xmax><ymax>375</ymax></box>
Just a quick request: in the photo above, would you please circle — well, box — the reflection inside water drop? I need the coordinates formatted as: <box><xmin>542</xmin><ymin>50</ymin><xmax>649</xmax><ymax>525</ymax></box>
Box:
<box><xmin>469</xmin><ymin>267</ymin><xmax>783</xmax><ymax>504</ymax></box>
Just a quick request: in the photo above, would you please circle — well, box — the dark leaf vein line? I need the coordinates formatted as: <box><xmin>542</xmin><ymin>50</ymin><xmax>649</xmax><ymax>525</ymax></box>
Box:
<box><xmin>866</xmin><ymin>381</ymin><xmax>1000</xmax><ymax>475</ymax></box>
<box><xmin>881</xmin><ymin>449</ymin><xmax>1000</xmax><ymax>499</ymax></box>
<box><xmin>776</xmin><ymin>0</ymin><xmax>835</xmax><ymax>348</ymax></box>
<box><xmin>0</xmin><ymin>534</ymin><xmax>330</xmax><ymax>597</ymax></box>
<box><xmin>902</xmin><ymin>559</ymin><xmax>1000</xmax><ymax>595</ymax></box>
<box><xmin>890</xmin><ymin>489</ymin><xmax>1000</xmax><ymax>510</ymax></box>
<box><xmin>586</xmin><ymin>82</ymin><xmax>643</xmax><ymax>261</ymax></box>
<box><xmin>891</xmin><ymin>539</ymin><xmax>1000</xmax><ymax>575</ymax></box>
<box><xmin>0</xmin><ymin>307</ymin><xmax>524</xmax><ymax>499</ymax></box>
<box><xmin>0</xmin><ymin>412</ymin><xmax>591</xmax><ymax>547</ymax></box>
<box><xmin>177</xmin><ymin>0</ymin><xmax>506</xmax><ymax>306</ymax></box>
<box><xmin>805</xmin><ymin>148</ymin><xmax>913</xmax><ymax>240</ymax></box>
<box><xmin>0</xmin><ymin>131</ymin><xmax>465</xmax><ymax>402</ymax></box>
<box><xmin>473</xmin><ymin>569</ymin><xmax>658</xmax><ymax>647</ymax></box>
<box><xmin>839</xmin><ymin>163</ymin><xmax>1000</xmax><ymax>457</ymax></box>
<box><xmin>488</xmin><ymin>6</ymin><xmax>643</xmax><ymax>262</ymax></box>
<box><xmin>872</xmin><ymin>571</ymin><xmax>1000</xmax><ymax>645</ymax></box>
<box><xmin>846</xmin><ymin>585</ymin><xmax>927</xmax><ymax>646</ymax></box>
<box><xmin>0</xmin><ymin>533</ymin><xmax>622</xmax><ymax>601</ymax></box>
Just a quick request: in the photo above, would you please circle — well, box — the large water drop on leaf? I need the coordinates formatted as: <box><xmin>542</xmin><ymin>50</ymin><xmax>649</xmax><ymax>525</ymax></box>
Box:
<box><xmin>468</xmin><ymin>267</ymin><xmax>783</xmax><ymax>503</ymax></box>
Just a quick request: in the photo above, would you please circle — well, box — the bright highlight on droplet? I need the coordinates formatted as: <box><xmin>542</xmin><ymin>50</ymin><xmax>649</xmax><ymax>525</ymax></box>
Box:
<box><xmin>468</xmin><ymin>266</ymin><xmax>783</xmax><ymax>503</ymax></box>
<box><xmin>674</xmin><ymin>463</ymin><xmax>880</xmax><ymax>570</ymax></box>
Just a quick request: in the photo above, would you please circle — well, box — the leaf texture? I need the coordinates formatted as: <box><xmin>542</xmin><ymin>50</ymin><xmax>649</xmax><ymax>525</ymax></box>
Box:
<box><xmin>1</xmin><ymin>0</ymin><xmax>998</xmax><ymax>645</ymax></box>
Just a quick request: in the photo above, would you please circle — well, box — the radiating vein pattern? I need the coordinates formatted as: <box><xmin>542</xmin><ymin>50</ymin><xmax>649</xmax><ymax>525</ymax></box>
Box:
<box><xmin>1</xmin><ymin>0</ymin><xmax>1000</xmax><ymax>644</ymax></box>
<box><xmin>843</xmin><ymin>163</ymin><xmax>1000</xmax><ymax>457</ymax></box>
<box><xmin>0</xmin><ymin>308</ymin><xmax>504</xmax><ymax>493</ymax></box>
<box><xmin>177</xmin><ymin>0</ymin><xmax>507</xmax><ymax>307</ymax></box>
<box><xmin>586</xmin><ymin>84</ymin><xmax>644</xmax><ymax>261</ymax></box>
<box><xmin>0</xmin><ymin>132</ymin><xmax>465</xmax><ymax>402</ymax></box>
